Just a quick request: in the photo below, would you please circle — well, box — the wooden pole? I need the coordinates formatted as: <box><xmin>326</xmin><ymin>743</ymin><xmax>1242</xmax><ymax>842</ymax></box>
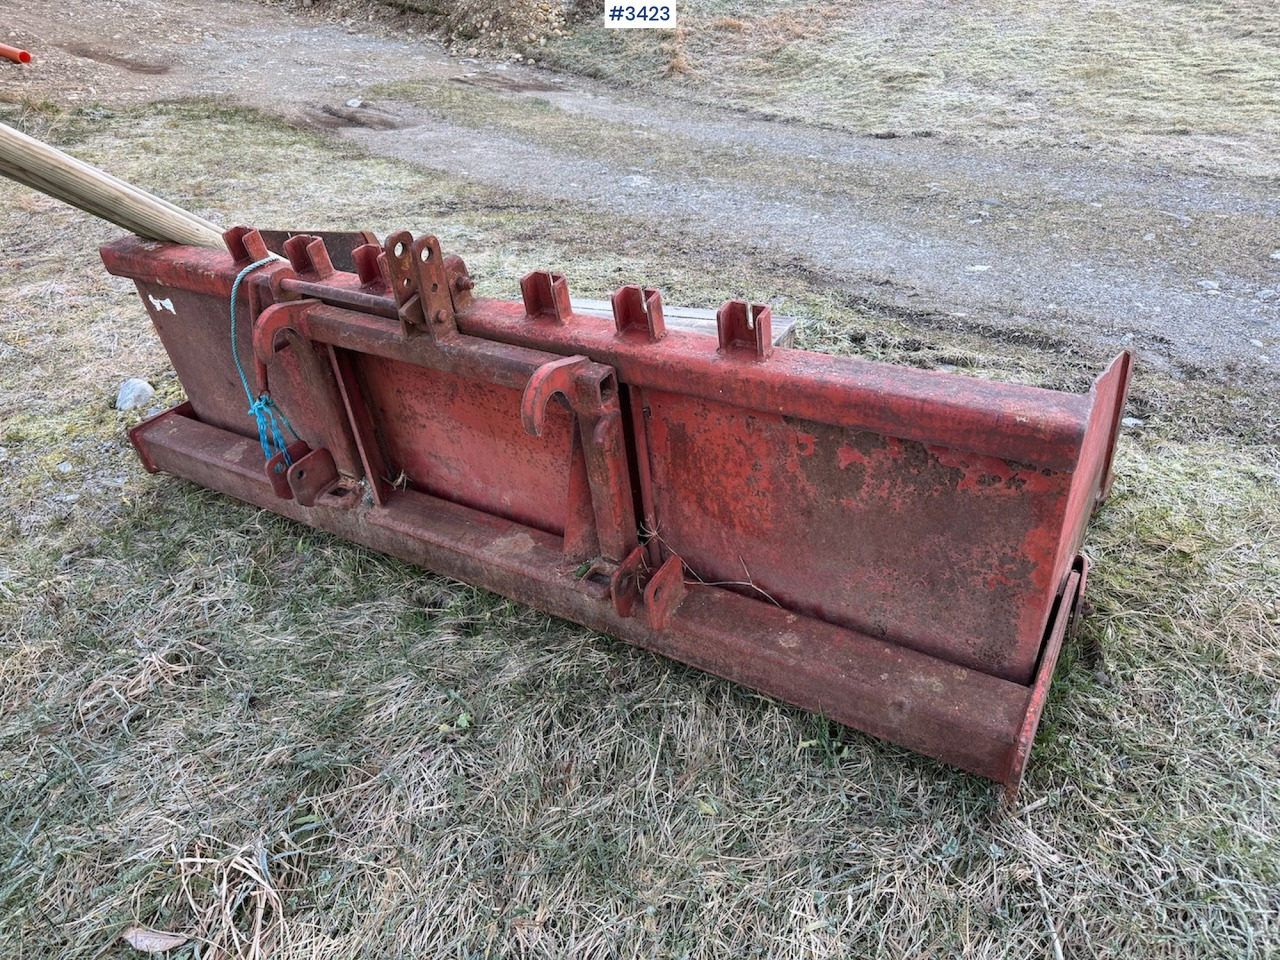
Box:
<box><xmin>0</xmin><ymin>121</ymin><xmax>226</xmax><ymax>249</ymax></box>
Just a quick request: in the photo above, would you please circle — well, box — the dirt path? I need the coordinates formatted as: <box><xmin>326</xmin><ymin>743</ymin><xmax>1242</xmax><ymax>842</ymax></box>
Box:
<box><xmin>6</xmin><ymin>0</ymin><xmax>1279</xmax><ymax>381</ymax></box>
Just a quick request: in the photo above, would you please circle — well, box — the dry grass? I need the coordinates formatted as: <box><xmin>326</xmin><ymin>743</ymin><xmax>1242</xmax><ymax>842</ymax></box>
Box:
<box><xmin>275</xmin><ymin>0</ymin><xmax>574</xmax><ymax>60</ymax></box>
<box><xmin>540</xmin><ymin>0</ymin><xmax>1280</xmax><ymax>177</ymax></box>
<box><xmin>1</xmin><ymin>102</ymin><xmax>1278</xmax><ymax>959</ymax></box>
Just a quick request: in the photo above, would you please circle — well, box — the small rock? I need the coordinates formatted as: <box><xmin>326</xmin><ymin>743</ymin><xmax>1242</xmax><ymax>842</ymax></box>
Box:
<box><xmin>965</xmin><ymin>265</ymin><xmax>991</xmax><ymax>272</ymax></box>
<box><xmin>1250</xmin><ymin>339</ymin><xmax>1265</xmax><ymax>348</ymax></box>
<box><xmin>1197</xmin><ymin>279</ymin><xmax>1219</xmax><ymax>290</ymax></box>
<box><xmin>1121</xmin><ymin>417</ymin><xmax>1146</xmax><ymax>428</ymax></box>
<box><xmin>620</xmin><ymin>175</ymin><xmax>653</xmax><ymax>188</ymax></box>
<box><xmin>1094</xmin><ymin>669</ymin><xmax>1113</xmax><ymax>688</ymax></box>
<box><xmin>1270</xmin><ymin>249</ymin><xmax>1280</xmax><ymax>260</ymax></box>
<box><xmin>116</xmin><ymin>378</ymin><xmax>155</xmax><ymax>411</ymax></box>
<box><xmin>57</xmin><ymin>461</ymin><xmax>73</xmax><ymax>474</ymax></box>
<box><xmin>0</xmin><ymin>446</ymin><xmax>8</xmax><ymax>461</ymax></box>
<box><xmin>345</xmin><ymin>98</ymin><xmax>364</xmax><ymax>108</ymax></box>
<box><xmin>936</xmin><ymin>363</ymin><xmax>959</xmax><ymax>373</ymax></box>
<box><xmin>1258</xmin><ymin>289</ymin><xmax>1276</xmax><ymax>299</ymax></box>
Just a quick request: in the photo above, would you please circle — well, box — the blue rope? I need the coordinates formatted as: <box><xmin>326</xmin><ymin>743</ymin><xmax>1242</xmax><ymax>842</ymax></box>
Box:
<box><xmin>229</xmin><ymin>255</ymin><xmax>301</xmax><ymax>465</ymax></box>
<box><xmin>249</xmin><ymin>394</ymin><xmax>296</xmax><ymax>465</ymax></box>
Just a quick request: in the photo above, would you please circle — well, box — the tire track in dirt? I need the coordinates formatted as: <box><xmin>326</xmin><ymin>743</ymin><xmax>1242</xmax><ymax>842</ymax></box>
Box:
<box><xmin>8</xmin><ymin>0</ymin><xmax>1279</xmax><ymax>383</ymax></box>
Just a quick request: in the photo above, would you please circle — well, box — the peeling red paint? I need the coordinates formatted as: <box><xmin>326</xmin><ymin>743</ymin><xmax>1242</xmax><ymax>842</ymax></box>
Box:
<box><xmin>102</xmin><ymin>228</ymin><xmax>1133</xmax><ymax>797</ymax></box>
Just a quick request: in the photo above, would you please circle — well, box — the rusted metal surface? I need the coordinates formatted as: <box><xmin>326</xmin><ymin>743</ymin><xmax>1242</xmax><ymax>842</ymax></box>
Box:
<box><xmin>103</xmin><ymin>227</ymin><xmax>1133</xmax><ymax>796</ymax></box>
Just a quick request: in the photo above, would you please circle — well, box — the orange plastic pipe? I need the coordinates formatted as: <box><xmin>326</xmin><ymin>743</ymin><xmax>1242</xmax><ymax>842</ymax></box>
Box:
<box><xmin>0</xmin><ymin>44</ymin><xmax>32</xmax><ymax>65</ymax></box>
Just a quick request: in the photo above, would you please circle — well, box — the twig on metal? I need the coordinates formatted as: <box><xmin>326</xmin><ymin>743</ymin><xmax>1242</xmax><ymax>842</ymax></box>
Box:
<box><xmin>638</xmin><ymin>527</ymin><xmax>782</xmax><ymax>605</ymax></box>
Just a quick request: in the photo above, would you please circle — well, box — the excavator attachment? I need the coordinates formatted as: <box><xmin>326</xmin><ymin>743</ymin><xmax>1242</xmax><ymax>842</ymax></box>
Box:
<box><xmin>102</xmin><ymin>227</ymin><xmax>1132</xmax><ymax>797</ymax></box>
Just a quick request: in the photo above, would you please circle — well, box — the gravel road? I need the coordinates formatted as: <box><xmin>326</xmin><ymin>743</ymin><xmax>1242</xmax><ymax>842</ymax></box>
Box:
<box><xmin>7</xmin><ymin>0</ymin><xmax>1278</xmax><ymax>382</ymax></box>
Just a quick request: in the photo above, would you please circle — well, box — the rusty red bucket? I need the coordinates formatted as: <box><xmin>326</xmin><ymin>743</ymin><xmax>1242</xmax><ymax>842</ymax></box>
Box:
<box><xmin>102</xmin><ymin>226</ymin><xmax>1132</xmax><ymax>796</ymax></box>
